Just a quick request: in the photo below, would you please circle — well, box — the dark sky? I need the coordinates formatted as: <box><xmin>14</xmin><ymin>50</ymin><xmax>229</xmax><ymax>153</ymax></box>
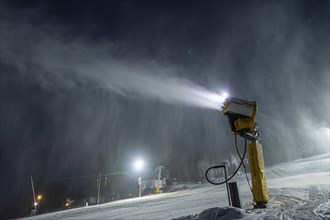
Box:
<box><xmin>1</xmin><ymin>0</ymin><xmax>329</xmax><ymax>218</ymax></box>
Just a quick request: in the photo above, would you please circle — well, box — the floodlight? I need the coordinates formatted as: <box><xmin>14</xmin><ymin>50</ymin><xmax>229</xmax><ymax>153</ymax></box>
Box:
<box><xmin>134</xmin><ymin>159</ymin><xmax>144</xmax><ymax>171</ymax></box>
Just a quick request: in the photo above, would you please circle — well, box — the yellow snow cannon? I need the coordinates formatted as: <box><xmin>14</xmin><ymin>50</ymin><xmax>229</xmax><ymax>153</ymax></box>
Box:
<box><xmin>221</xmin><ymin>97</ymin><xmax>269</xmax><ymax>208</ymax></box>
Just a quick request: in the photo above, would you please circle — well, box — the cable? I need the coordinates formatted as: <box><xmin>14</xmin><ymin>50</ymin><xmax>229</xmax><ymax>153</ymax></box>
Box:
<box><xmin>205</xmin><ymin>132</ymin><xmax>257</xmax><ymax>204</ymax></box>
<box><xmin>205</xmin><ymin>135</ymin><xmax>247</xmax><ymax>185</ymax></box>
<box><xmin>234</xmin><ymin>133</ymin><xmax>257</xmax><ymax>203</ymax></box>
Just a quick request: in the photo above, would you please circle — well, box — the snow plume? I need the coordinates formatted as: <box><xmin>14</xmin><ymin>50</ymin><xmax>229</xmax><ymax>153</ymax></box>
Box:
<box><xmin>1</xmin><ymin>9</ymin><xmax>224</xmax><ymax>110</ymax></box>
<box><xmin>1</xmin><ymin>2</ymin><xmax>231</xmax><ymax>188</ymax></box>
<box><xmin>1</xmin><ymin>1</ymin><xmax>329</xmax><ymax>218</ymax></box>
<box><xmin>1</xmin><ymin>1</ymin><xmax>328</xmax><ymax>176</ymax></box>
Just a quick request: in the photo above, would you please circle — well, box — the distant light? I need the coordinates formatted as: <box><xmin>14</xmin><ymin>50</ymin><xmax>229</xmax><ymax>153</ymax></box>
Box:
<box><xmin>37</xmin><ymin>195</ymin><xmax>42</xmax><ymax>200</ymax></box>
<box><xmin>34</xmin><ymin>202</ymin><xmax>38</xmax><ymax>206</ymax></box>
<box><xmin>134</xmin><ymin>159</ymin><xmax>144</xmax><ymax>171</ymax></box>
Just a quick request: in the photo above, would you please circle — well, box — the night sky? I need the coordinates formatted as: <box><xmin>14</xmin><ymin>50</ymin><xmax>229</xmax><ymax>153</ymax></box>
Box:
<box><xmin>1</xmin><ymin>0</ymin><xmax>329</xmax><ymax>218</ymax></box>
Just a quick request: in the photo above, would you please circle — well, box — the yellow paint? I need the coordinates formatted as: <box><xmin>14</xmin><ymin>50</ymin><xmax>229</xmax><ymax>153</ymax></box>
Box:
<box><xmin>248</xmin><ymin>141</ymin><xmax>269</xmax><ymax>203</ymax></box>
<box><xmin>234</xmin><ymin>118</ymin><xmax>255</xmax><ymax>132</ymax></box>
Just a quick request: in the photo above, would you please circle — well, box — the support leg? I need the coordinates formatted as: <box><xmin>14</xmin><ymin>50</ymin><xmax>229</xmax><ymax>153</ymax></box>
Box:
<box><xmin>248</xmin><ymin>141</ymin><xmax>269</xmax><ymax>208</ymax></box>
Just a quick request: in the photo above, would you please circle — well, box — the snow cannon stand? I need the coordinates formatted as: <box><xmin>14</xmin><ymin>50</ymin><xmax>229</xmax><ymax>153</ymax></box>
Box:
<box><xmin>205</xmin><ymin>97</ymin><xmax>269</xmax><ymax>209</ymax></box>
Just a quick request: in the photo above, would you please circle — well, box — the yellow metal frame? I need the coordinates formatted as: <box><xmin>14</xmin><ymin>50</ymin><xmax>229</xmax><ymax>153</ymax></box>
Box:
<box><xmin>220</xmin><ymin>97</ymin><xmax>269</xmax><ymax>207</ymax></box>
<box><xmin>234</xmin><ymin>118</ymin><xmax>255</xmax><ymax>132</ymax></box>
<box><xmin>221</xmin><ymin>98</ymin><xmax>258</xmax><ymax>133</ymax></box>
<box><xmin>248</xmin><ymin>141</ymin><xmax>269</xmax><ymax>203</ymax></box>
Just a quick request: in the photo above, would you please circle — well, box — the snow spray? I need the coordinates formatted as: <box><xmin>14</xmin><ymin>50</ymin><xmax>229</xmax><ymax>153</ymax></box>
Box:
<box><xmin>79</xmin><ymin>60</ymin><xmax>228</xmax><ymax>110</ymax></box>
<box><xmin>2</xmin><ymin>20</ymin><xmax>226</xmax><ymax>109</ymax></box>
<box><xmin>78</xmin><ymin>60</ymin><xmax>228</xmax><ymax>110</ymax></box>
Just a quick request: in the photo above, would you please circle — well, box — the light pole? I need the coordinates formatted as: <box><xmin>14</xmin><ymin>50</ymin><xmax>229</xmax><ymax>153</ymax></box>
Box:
<box><xmin>156</xmin><ymin>165</ymin><xmax>165</xmax><ymax>194</ymax></box>
<box><xmin>134</xmin><ymin>159</ymin><xmax>144</xmax><ymax>197</ymax></box>
<box><xmin>97</xmin><ymin>173</ymin><xmax>101</xmax><ymax>205</ymax></box>
<box><xmin>30</xmin><ymin>176</ymin><xmax>37</xmax><ymax>214</ymax></box>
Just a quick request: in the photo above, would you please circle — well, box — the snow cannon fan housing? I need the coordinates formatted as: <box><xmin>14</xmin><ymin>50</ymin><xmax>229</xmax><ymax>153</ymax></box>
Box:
<box><xmin>221</xmin><ymin>97</ymin><xmax>259</xmax><ymax>140</ymax></box>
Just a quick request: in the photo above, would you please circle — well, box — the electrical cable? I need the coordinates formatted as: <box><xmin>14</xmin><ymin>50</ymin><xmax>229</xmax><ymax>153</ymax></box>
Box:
<box><xmin>234</xmin><ymin>133</ymin><xmax>257</xmax><ymax>203</ymax></box>
<box><xmin>205</xmin><ymin>132</ymin><xmax>257</xmax><ymax>204</ymax></box>
<box><xmin>205</xmin><ymin>135</ymin><xmax>247</xmax><ymax>185</ymax></box>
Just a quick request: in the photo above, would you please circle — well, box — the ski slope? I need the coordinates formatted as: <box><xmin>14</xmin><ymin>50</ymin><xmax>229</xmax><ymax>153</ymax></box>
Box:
<box><xmin>25</xmin><ymin>153</ymin><xmax>329</xmax><ymax>220</ymax></box>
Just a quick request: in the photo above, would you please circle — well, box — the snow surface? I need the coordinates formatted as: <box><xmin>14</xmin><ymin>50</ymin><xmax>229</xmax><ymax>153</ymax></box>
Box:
<box><xmin>24</xmin><ymin>153</ymin><xmax>329</xmax><ymax>220</ymax></box>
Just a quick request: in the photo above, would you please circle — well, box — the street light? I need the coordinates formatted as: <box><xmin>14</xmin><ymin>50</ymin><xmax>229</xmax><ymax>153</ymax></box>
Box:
<box><xmin>36</xmin><ymin>194</ymin><xmax>43</xmax><ymax>214</ymax></box>
<box><xmin>134</xmin><ymin>159</ymin><xmax>144</xmax><ymax>171</ymax></box>
<box><xmin>37</xmin><ymin>194</ymin><xmax>42</xmax><ymax>201</ymax></box>
<box><xmin>134</xmin><ymin>159</ymin><xmax>144</xmax><ymax>197</ymax></box>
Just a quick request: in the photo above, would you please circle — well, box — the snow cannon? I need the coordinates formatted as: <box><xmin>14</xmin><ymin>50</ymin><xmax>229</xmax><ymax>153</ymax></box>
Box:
<box><xmin>222</xmin><ymin>97</ymin><xmax>269</xmax><ymax>208</ymax></box>
<box><xmin>205</xmin><ymin>97</ymin><xmax>269</xmax><ymax>209</ymax></box>
<box><xmin>221</xmin><ymin>98</ymin><xmax>259</xmax><ymax>140</ymax></box>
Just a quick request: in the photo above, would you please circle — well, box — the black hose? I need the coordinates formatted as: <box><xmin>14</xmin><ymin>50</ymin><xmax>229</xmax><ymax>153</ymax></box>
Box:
<box><xmin>234</xmin><ymin>134</ymin><xmax>257</xmax><ymax>202</ymax></box>
<box><xmin>205</xmin><ymin>133</ymin><xmax>257</xmax><ymax>204</ymax></box>
<box><xmin>205</xmin><ymin>134</ymin><xmax>247</xmax><ymax>185</ymax></box>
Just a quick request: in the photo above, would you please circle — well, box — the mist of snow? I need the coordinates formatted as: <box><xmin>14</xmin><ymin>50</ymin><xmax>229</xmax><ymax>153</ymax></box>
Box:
<box><xmin>1</xmin><ymin>0</ymin><xmax>329</xmax><ymax>189</ymax></box>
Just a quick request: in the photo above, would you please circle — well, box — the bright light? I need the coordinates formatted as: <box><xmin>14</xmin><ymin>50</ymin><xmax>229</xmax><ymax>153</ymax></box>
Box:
<box><xmin>34</xmin><ymin>202</ymin><xmax>38</xmax><ymax>206</ymax></box>
<box><xmin>206</xmin><ymin>92</ymin><xmax>229</xmax><ymax>105</ymax></box>
<box><xmin>37</xmin><ymin>195</ymin><xmax>42</xmax><ymax>200</ymax></box>
<box><xmin>222</xmin><ymin>92</ymin><xmax>229</xmax><ymax>100</ymax></box>
<box><xmin>207</xmin><ymin>94</ymin><xmax>222</xmax><ymax>102</ymax></box>
<box><xmin>219</xmin><ymin>92</ymin><xmax>229</xmax><ymax>102</ymax></box>
<box><xmin>134</xmin><ymin>159</ymin><xmax>144</xmax><ymax>171</ymax></box>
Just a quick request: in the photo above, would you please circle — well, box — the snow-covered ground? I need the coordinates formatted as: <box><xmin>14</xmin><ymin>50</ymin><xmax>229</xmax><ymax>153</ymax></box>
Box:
<box><xmin>25</xmin><ymin>153</ymin><xmax>329</xmax><ymax>220</ymax></box>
